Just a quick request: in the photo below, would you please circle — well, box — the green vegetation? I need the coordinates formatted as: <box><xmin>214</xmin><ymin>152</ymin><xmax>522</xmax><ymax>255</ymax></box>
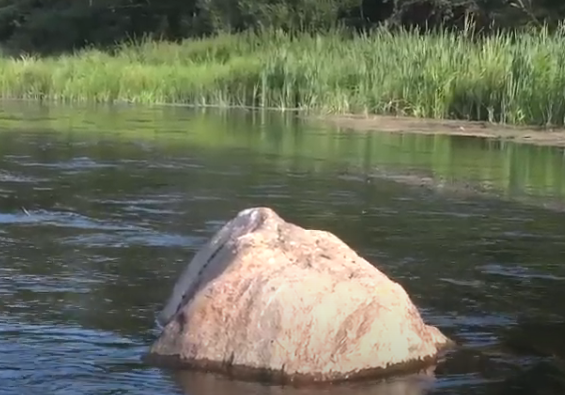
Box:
<box><xmin>1</xmin><ymin>1</ymin><xmax>565</xmax><ymax>126</ymax></box>
<box><xmin>1</xmin><ymin>0</ymin><xmax>565</xmax><ymax>56</ymax></box>
<box><xmin>0</xmin><ymin>0</ymin><xmax>559</xmax><ymax>55</ymax></box>
<box><xmin>3</xmin><ymin>27</ymin><xmax>565</xmax><ymax>125</ymax></box>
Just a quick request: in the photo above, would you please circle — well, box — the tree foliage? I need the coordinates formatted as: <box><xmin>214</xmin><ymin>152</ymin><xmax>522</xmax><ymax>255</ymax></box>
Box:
<box><xmin>0</xmin><ymin>0</ymin><xmax>563</xmax><ymax>55</ymax></box>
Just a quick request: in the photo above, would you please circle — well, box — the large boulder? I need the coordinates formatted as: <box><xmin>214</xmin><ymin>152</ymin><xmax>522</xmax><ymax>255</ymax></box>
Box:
<box><xmin>146</xmin><ymin>207</ymin><xmax>453</xmax><ymax>384</ymax></box>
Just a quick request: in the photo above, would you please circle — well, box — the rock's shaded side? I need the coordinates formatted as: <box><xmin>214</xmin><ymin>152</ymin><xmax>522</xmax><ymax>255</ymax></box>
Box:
<box><xmin>146</xmin><ymin>207</ymin><xmax>453</xmax><ymax>384</ymax></box>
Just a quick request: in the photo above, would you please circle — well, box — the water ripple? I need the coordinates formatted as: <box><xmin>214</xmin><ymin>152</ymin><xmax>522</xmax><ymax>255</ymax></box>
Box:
<box><xmin>61</xmin><ymin>231</ymin><xmax>201</xmax><ymax>248</ymax></box>
<box><xmin>0</xmin><ymin>323</ymin><xmax>174</xmax><ymax>395</ymax></box>
<box><xmin>17</xmin><ymin>157</ymin><xmax>118</xmax><ymax>170</ymax></box>
<box><xmin>479</xmin><ymin>264</ymin><xmax>565</xmax><ymax>281</ymax></box>
<box><xmin>0</xmin><ymin>209</ymin><xmax>145</xmax><ymax>231</ymax></box>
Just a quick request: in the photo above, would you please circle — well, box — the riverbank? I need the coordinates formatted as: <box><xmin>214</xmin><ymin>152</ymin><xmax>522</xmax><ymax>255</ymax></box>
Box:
<box><xmin>2</xmin><ymin>27</ymin><xmax>565</xmax><ymax>127</ymax></box>
<box><xmin>315</xmin><ymin>114</ymin><xmax>565</xmax><ymax>147</ymax></box>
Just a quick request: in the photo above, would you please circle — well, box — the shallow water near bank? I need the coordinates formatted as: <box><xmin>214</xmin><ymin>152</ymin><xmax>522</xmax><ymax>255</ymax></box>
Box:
<box><xmin>1</xmin><ymin>102</ymin><xmax>565</xmax><ymax>395</ymax></box>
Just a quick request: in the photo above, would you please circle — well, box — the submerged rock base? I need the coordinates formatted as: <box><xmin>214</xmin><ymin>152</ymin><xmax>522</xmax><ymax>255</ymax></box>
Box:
<box><xmin>144</xmin><ymin>351</ymin><xmax>442</xmax><ymax>385</ymax></box>
<box><xmin>145</xmin><ymin>207</ymin><xmax>453</xmax><ymax>384</ymax></box>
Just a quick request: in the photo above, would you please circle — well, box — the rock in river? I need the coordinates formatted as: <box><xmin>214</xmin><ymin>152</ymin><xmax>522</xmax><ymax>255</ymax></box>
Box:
<box><xmin>146</xmin><ymin>207</ymin><xmax>453</xmax><ymax>384</ymax></box>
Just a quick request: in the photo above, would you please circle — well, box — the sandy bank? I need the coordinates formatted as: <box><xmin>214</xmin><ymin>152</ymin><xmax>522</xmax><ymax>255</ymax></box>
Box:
<box><xmin>312</xmin><ymin>114</ymin><xmax>565</xmax><ymax>148</ymax></box>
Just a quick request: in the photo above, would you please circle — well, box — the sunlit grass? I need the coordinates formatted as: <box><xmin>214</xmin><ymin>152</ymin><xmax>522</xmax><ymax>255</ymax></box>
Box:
<box><xmin>2</xmin><ymin>26</ymin><xmax>565</xmax><ymax>125</ymax></box>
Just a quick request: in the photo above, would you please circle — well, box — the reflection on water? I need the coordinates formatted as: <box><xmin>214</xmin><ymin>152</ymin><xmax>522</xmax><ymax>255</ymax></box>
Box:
<box><xmin>170</xmin><ymin>369</ymin><xmax>436</xmax><ymax>395</ymax></box>
<box><xmin>0</xmin><ymin>102</ymin><xmax>564</xmax><ymax>395</ymax></box>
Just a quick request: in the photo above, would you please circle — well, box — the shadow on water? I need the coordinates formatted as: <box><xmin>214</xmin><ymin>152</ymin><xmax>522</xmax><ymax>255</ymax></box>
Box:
<box><xmin>0</xmin><ymin>101</ymin><xmax>564</xmax><ymax>394</ymax></box>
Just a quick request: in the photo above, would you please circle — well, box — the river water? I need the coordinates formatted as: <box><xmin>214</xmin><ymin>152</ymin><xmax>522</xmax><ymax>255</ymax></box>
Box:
<box><xmin>1</xmin><ymin>102</ymin><xmax>565</xmax><ymax>395</ymax></box>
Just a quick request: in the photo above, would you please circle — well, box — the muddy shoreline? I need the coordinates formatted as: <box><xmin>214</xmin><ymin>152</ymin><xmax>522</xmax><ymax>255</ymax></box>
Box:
<box><xmin>311</xmin><ymin>114</ymin><xmax>565</xmax><ymax>148</ymax></box>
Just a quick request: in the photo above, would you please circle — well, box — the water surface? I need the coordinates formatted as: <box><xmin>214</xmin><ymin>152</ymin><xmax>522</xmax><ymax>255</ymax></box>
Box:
<box><xmin>1</xmin><ymin>102</ymin><xmax>565</xmax><ymax>395</ymax></box>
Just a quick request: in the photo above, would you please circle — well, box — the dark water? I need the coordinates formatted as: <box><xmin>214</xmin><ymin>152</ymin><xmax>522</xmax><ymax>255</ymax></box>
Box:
<box><xmin>1</xmin><ymin>102</ymin><xmax>565</xmax><ymax>395</ymax></box>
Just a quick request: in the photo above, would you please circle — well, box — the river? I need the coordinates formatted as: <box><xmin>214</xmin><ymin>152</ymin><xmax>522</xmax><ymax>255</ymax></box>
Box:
<box><xmin>1</xmin><ymin>102</ymin><xmax>565</xmax><ymax>395</ymax></box>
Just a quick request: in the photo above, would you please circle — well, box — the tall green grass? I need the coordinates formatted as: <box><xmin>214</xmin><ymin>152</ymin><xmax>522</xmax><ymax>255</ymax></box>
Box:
<box><xmin>2</xmin><ymin>27</ymin><xmax>565</xmax><ymax>126</ymax></box>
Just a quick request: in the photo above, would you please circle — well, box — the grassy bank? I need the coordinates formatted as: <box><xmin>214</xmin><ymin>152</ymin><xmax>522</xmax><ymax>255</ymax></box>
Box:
<box><xmin>2</xmin><ymin>27</ymin><xmax>565</xmax><ymax>126</ymax></box>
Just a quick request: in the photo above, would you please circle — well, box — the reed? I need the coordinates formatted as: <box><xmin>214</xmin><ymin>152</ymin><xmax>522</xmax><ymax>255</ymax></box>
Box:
<box><xmin>1</xmin><ymin>26</ymin><xmax>565</xmax><ymax>126</ymax></box>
